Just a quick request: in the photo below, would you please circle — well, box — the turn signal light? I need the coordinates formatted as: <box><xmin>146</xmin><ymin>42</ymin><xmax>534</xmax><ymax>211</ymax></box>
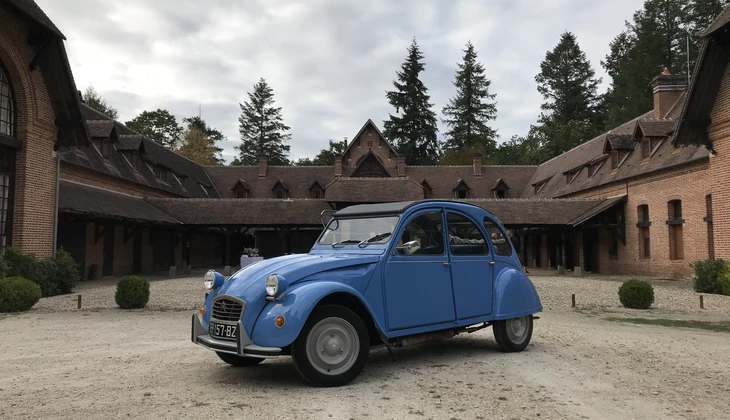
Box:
<box><xmin>275</xmin><ymin>316</ymin><xmax>285</xmax><ymax>328</ymax></box>
<box><xmin>199</xmin><ymin>306</ymin><xmax>206</xmax><ymax>315</ymax></box>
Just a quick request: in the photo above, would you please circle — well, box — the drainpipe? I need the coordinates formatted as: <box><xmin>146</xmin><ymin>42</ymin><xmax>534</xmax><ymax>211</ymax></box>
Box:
<box><xmin>52</xmin><ymin>150</ymin><xmax>60</xmax><ymax>257</ymax></box>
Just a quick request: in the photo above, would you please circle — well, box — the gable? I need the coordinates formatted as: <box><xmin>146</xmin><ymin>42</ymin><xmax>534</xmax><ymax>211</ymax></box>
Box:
<box><xmin>351</xmin><ymin>152</ymin><xmax>390</xmax><ymax>178</ymax></box>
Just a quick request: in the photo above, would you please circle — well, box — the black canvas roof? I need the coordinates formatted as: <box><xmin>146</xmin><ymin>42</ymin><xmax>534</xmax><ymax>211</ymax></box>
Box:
<box><xmin>334</xmin><ymin>201</ymin><xmax>417</xmax><ymax>217</ymax></box>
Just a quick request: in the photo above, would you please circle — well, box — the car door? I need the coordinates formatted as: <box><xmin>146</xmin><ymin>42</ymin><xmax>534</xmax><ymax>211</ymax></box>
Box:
<box><xmin>445</xmin><ymin>211</ymin><xmax>494</xmax><ymax>320</ymax></box>
<box><xmin>483</xmin><ymin>218</ymin><xmax>519</xmax><ymax>271</ymax></box>
<box><xmin>384</xmin><ymin>209</ymin><xmax>456</xmax><ymax>331</ymax></box>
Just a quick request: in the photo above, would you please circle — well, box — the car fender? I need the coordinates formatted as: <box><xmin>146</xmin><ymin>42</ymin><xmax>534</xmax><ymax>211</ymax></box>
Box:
<box><xmin>250</xmin><ymin>281</ymin><xmax>383</xmax><ymax>348</ymax></box>
<box><xmin>492</xmin><ymin>268</ymin><xmax>543</xmax><ymax>320</ymax></box>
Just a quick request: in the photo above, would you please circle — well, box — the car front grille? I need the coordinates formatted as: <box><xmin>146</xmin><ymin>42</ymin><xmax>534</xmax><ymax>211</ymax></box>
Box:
<box><xmin>211</xmin><ymin>298</ymin><xmax>244</xmax><ymax>322</ymax></box>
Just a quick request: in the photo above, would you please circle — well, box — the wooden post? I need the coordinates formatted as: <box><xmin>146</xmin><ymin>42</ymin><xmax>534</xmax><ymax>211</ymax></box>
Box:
<box><xmin>77</xmin><ymin>294</ymin><xmax>82</xmax><ymax>309</ymax></box>
<box><xmin>571</xmin><ymin>294</ymin><xmax>575</xmax><ymax>308</ymax></box>
<box><xmin>700</xmin><ymin>295</ymin><xmax>704</xmax><ymax>309</ymax></box>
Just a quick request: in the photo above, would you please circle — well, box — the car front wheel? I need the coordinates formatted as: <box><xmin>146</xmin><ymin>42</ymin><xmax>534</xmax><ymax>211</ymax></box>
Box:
<box><xmin>291</xmin><ymin>305</ymin><xmax>369</xmax><ymax>387</ymax></box>
<box><xmin>215</xmin><ymin>352</ymin><xmax>264</xmax><ymax>367</ymax></box>
<box><xmin>492</xmin><ymin>315</ymin><xmax>533</xmax><ymax>352</ymax></box>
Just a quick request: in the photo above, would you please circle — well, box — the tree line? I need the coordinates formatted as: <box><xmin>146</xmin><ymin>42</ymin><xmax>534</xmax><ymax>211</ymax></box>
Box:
<box><xmin>83</xmin><ymin>0</ymin><xmax>726</xmax><ymax>167</ymax></box>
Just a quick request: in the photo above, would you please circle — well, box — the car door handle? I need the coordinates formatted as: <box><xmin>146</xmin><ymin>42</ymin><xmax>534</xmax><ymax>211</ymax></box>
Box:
<box><xmin>443</xmin><ymin>261</ymin><xmax>450</xmax><ymax>267</ymax></box>
<box><xmin>488</xmin><ymin>261</ymin><xmax>495</xmax><ymax>265</ymax></box>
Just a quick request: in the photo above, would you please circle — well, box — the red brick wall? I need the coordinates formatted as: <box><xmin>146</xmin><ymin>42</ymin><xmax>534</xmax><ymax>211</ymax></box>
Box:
<box><xmin>708</xmin><ymin>63</ymin><xmax>730</xmax><ymax>262</ymax></box>
<box><xmin>0</xmin><ymin>9</ymin><xmax>59</xmax><ymax>258</ymax></box>
<box><xmin>566</xmin><ymin>161</ymin><xmax>710</xmax><ymax>278</ymax></box>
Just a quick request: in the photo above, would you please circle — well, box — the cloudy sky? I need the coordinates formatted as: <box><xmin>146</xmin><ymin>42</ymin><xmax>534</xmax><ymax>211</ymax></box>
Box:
<box><xmin>38</xmin><ymin>0</ymin><xmax>645</xmax><ymax>163</ymax></box>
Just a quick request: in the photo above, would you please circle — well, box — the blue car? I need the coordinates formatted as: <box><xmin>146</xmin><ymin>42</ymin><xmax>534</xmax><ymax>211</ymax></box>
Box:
<box><xmin>192</xmin><ymin>200</ymin><xmax>542</xmax><ymax>386</ymax></box>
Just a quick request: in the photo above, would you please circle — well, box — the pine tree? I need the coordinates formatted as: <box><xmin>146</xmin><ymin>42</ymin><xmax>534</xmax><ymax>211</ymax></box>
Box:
<box><xmin>601</xmin><ymin>0</ymin><xmax>727</xmax><ymax>128</ymax></box>
<box><xmin>535</xmin><ymin>32</ymin><xmax>601</xmax><ymax>126</ymax></box>
<box><xmin>234</xmin><ymin>78</ymin><xmax>291</xmax><ymax>166</ymax></box>
<box><xmin>177</xmin><ymin>125</ymin><xmax>219</xmax><ymax>165</ymax></box>
<box><xmin>83</xmin><ymin>86</ymin><xmax>118</xmax><ymax>120</ymax></box>
<box><xmin>383</xmin><ymin>38</ymin><xmax>441</xmax><ymax>165</ymax></box>
<box><xmin>442</xmin><ymin>41</ymin><xmax>498</xmax><ymax>158</ymax></box>
<box><xmin>533</xmin><ymin>31</ymin><xmax>602</xmax><ymax>157</ymax></box>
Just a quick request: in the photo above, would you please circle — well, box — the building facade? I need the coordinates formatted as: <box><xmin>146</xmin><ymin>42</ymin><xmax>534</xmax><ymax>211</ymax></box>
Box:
<box><xmin>4</xmin><ymin>0</ymin><xmax>730</xmax><ymax>280</ymax></box>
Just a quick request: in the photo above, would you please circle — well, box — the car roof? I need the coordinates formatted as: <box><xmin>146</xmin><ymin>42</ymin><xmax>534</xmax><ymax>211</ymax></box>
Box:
<box><xmin>333</xmin><ymin>200</ymin><xmax>495</xmax><ymax>219</ymax></box>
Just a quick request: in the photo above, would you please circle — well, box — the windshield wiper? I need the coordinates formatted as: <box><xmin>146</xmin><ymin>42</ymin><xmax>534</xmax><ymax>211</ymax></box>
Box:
<box><xmin>358</xmin><ymin>232</ymin><xmax>392</xmax><ymax>248</ymax></box>
<box><xmin>332</xmin><ymin>240</ymin><xmax>361</xmax><ymax>248</ymax></box>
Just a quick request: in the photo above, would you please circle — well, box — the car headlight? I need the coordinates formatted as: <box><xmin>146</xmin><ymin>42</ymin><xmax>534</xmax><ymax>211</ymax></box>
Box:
<box><xmin>204</xmin><ymin>270</ymin><xmax>225</xmax><ymax>291</ymax></box>
<box><xmin>266</xmin><ymin>275</ymin><xmax>278</xmax><ymax>296</ymax></box>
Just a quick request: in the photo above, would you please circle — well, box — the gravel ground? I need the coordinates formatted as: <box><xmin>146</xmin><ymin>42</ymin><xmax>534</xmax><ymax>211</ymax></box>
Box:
<box><xmin>1</xmin><ymin>272</ymin><xmax>728</xmax><ymax>419</ymax></box>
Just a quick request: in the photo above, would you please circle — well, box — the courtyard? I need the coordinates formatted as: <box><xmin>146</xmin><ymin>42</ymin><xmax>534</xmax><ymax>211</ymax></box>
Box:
<box><xmin>1</xmin><ymin>273</ymin><xmax>729</xmax><ymax>420</ymax></box>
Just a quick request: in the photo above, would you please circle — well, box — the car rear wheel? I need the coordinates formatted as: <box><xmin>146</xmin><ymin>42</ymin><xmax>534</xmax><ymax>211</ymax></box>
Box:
<box><xmin>215</xmin><ymin>352</ymin><xmax>264</xmax><ymax>367</ymax></box>
<box><xmin>291</xmin><ymin>305</ymin><xmax>369</xmax><ymax>387</ymax></box>
<box><xmin>492</xmin><ymin>315</ymin><xmax>533</xmax><ymax>352</ymax></box>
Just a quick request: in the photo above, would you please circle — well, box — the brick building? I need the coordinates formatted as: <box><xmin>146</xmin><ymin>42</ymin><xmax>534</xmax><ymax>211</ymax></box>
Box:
<box><xmin>3</xmin><ymin>0</ymin><xmax>730</xmax><ymax>280</ymax></box>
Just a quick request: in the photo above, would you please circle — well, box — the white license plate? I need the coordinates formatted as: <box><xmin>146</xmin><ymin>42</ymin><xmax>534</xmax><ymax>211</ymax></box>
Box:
<box><xmin>209</xmin><ymin>322</ymin><xmax>237</xmax><ymax>339</ymax></box>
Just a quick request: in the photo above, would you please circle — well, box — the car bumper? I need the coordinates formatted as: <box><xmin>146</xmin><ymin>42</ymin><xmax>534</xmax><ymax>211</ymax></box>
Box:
<box><xmin>191</xmin><ymin>313</ymin><xmax>282</xmax><ymax>358</ymax></box>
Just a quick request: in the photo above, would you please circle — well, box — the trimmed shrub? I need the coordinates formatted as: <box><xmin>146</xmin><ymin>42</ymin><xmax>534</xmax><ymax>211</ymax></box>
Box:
<box><xmin>51</xmin><ymin>249</ymin><xmax>80</xmax><ymax>295</ymax></box>
<box><xmin>718</xmin><ymin>271</ymin><xmax>730</xmax><ymax>296</ymax></box>
<box><xmin>618</xmin><ymin>279</ymin><xmax>655</xmax><ymax>309</ymax></box>
<box><xmin>0</xmin><ymin>277</ymin><xmax>42</xmax><ymax>312</ymax></box>
<box><xmin>0</xmin><ymin>247</ymin><xmax>81</xmax><ymax>297</ymax></box>
<box><xmin>691</xmin><ymin>258</ymin><xmax>730</xmax><ymax>295</ymax></box>
<box><xmin>115</xmin><ymin>276</ymin><xmax>150</xmax><ymax>309</ymax></box>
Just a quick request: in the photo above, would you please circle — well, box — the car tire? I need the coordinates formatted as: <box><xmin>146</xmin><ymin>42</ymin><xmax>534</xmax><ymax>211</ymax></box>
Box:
<box><xmin>291</xmin><ymin>305</ymin><xmax>369</xmax><ymax>387</ymax></box>
<box><xmin>215</xmin><ymin>352</ymin><xmax>264</xmax><ymax>367</ymax></box>
<box><xmin>492</xmin><ymin>315</ymin><xmax>533</xmax><ymax>352</ymax></box>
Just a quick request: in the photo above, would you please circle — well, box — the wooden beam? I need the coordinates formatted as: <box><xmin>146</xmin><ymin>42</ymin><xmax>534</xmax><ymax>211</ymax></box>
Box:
<box><xmin>123</xmin><ymin>226</ymin><xmax>138</xmax><ymax>244</ymax></box>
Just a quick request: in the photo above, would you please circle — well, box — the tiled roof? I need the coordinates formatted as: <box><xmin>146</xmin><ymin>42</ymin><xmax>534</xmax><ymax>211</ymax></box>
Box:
<box><xmin>324</xmin><ymin>177</ymin><xmax>424</xmax><ymax>202</ymax></box>
<box><xmin>5</xmin><ymin>0</ymin><xmax>65</xmax><ymax>38</ymax></box>
<box><xmin>146</xmin><ymin>198</ymin><xmax>331</xmax><ymax>225</ymax></box>
<box><xmin>465</xmin><ymin>198</ymin><xmax>612</xmax><ymax>225</ymax></box>
<box><xmin>59</xmin><ymin>180</ymin><xmax>180</xmax><ymax>224</ymax></box>
<box><xmin>406</xmin><ymin>165</ymin><xmax>537</xmax><ymax>199</ymax></box>
<box><xmin>702</xmin><ymin>4</ymin><xmax>730</xmax><ymax>36</ymax></box>
<box><xmin>522</xmin><ymin>93</ymin><xmax>708</xmax><ymax>199</ymax></box>
<box><xmin>637</xmin><ymin>120</ymin><xmax>676</xmax><ymax>137</ymax></box>
<box><xmin>86</xmin><ymin>120</ymin><xmax>115</xmax><ymax>138</ymax></box>
<box><xmin>205</xmin><ymin>166</ymin><xmax>333</xmax><ymax>199</ymax></box>
<box><xmin>606</xmin><ymin>133</ymin><xmax>635</xmax><ymax>150</ymax></box>
<box><xmin>59</xmin><ymin>104</ymin><xmax>219</xmax><ymax>198</ymax></box>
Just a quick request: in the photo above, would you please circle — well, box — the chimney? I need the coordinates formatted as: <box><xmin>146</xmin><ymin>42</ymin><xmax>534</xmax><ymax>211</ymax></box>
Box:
<box><xmin>651</xmin><ymin>68</ymin><xmax>687</xmax><ymax>119</ymax></box>
<box><xmin>343</xmin><ymin>137</ymin><xmax>348</xmax><ymax>149</ymax></box>
<box><xmin>396</xmin><ymin>156</ymin><xmax>406</xmax><ymax>177</ymax></box>
<box><xmin>258</xmin><ymin>157</ymin><xmax>267</xmax><ymax>177</ymax></box>
<box><xmin>473</xmin><ymin>154</ymin><xmax>483</xmax><ymax>177</ymax></box>
<box><xmin>335</xmin><ymin>157</ymin><xmax>342</xmax><ymax>177</ymax></box>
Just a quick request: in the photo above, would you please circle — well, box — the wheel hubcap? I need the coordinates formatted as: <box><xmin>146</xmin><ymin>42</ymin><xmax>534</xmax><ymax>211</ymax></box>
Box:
<box><xmin>306</xmin><ymin>317</ymin><xmax>359</xmax><ymax>376</ymax></box>
<box><xmin>505</xmin><ymin>316</ymin><xmax>530</xmax><ymax>344</ymax></box>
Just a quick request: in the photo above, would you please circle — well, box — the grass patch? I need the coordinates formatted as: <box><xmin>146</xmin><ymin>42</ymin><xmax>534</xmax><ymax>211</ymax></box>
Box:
<box><xmin>605</xmin><ymin>317</ymin><xmax>730</xmax><ymax>333</ymax></box>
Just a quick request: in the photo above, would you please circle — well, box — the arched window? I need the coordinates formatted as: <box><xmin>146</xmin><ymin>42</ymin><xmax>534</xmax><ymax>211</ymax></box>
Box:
<box><xmin>0</xmin><ymin>63</ymin><xmax>15</xmax><ymax>138</ymax></box>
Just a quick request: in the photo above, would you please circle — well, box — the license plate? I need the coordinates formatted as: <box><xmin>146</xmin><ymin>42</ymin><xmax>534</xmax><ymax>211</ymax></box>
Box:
<box><xmin>209</xmin><ymin>322</ymin><xmax>237</xmax><ymax>339</ymax></box>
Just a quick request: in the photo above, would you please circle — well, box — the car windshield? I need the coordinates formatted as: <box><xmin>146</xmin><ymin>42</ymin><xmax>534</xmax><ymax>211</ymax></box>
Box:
<box><xmin>318</xmin><ymin>216</ymin><xmax>400</xmax><ymax>245</ymax></box>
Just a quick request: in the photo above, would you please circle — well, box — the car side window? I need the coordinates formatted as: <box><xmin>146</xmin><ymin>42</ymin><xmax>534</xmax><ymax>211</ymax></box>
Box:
<box><xmin>484</xmin><ymin>219</ymin><xmax>513</xmax><ymax>256</ymax></box>
<box><xmin>395</xmin><ymin>212</ymin><xmax>444</xmax><ymax>256</ymax></box>
<box><xmin>446</xmin><ymin>213</ymin><xmax>488</xmax><ymax>256</ymax></box>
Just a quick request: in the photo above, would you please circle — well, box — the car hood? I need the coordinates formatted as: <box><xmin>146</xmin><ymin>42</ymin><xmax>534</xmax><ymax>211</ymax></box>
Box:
<box><xmin>218</xmin><ymin>253</ymin><xmax>380</xmax><ymax>299</ymax></box>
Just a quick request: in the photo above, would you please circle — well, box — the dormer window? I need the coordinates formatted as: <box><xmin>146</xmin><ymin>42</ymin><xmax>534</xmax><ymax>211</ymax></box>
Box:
<box><xmin>452</xmin><ymin>178</ymin><xmax>471</xmax><ymax>199</ymax></box>
<box><xmin>199</xmin><ymin>183</ymin><xmax>209</xmax><ymax>196</ymax></box>
<box><xmin>421</xmin><ymin>179</ymin><xmax>433</xmax><ymax>199</ymax></box>
<box><xmin>236</xmin><ymin>190</ymin><xmax>247</xmax><ymax>198</ymax></box>
<box><xmin>611</xmin><ymin>150</ymin><xmax>619</xmax><ymax>171</ymax></box>
<box><xmin>154</xmin><ymin>165</ymin><xmax>168</xmax><ymax>182</ymax></box>
<box><xmin>308</xmin><ymin>181</ymin><xmax>325</xmax><ymax>199</ymax></box>
<box><xmin>532</xmin><ymin>178</ymin><xmax>550</xmax><ymax>194</ymax></box>
<box><xmin>490</xmin><ymin>178</ymin><xmax>509</xmax><ymax>199</ymax></box>
<box><xmin>272</xmin><ymin>179</ymin><xmax>289</xmax><ymax>199</ymax></box>
<box><xmin>232</xmin><ymin>179</ymin><xmax>251</xmax><ymax>199</ymax></box>
<box><xmin>641</xmin><ymin>139</ymin><xmax>651</xmax><ymax>160</ymax></box>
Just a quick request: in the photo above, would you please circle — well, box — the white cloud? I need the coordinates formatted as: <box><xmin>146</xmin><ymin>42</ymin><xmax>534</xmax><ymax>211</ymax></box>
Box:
<box><xmin>37</xmin><ymin>0</ymin><xmax>645</xmax><ymax>162</ymax></box>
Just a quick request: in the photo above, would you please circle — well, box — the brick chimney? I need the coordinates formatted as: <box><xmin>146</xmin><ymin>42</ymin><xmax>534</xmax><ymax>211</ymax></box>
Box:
<box><xmin>335</xmin><ymin>157</ymin><xmax>342</xmax><ymax>177</ymax></box>
<box><xmin>396</xmin><ymin>156</ymin><xmax>406</xmax><ymax>177</ymax></box>
<box><xmin>343</xmin><ymin>137</ymin><xmax>348</xmax><ymax>149</ymax></box>
<box><xmin>651</xmin><ymin>69</ymin><xmax>687</xmax><ymax>119</ymax></box>
<box><xmin>258</xmin><ymin>157</ymin><xmax>267</xmax><ymax>177</ymax></box>
<box><xmin>473</xmin><ymin>154</ymin><xmax>483</xmax><ymax>177</ymax></box>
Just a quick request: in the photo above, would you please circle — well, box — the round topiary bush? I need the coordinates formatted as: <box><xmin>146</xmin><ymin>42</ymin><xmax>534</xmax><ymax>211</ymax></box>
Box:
<box><xmin>618</xmin><ymin>279</ymin><xmax>655</xmax><ymax>309</ymax></box>
<box><xmin>0</xmin><ymin>276</ymin><xmax>42</xmax><ymax>313</ymax></box>
<box><xmin>115</xmin><ymin>276</ymin><xmax>150</xmax><ymax>309</ymax></box>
